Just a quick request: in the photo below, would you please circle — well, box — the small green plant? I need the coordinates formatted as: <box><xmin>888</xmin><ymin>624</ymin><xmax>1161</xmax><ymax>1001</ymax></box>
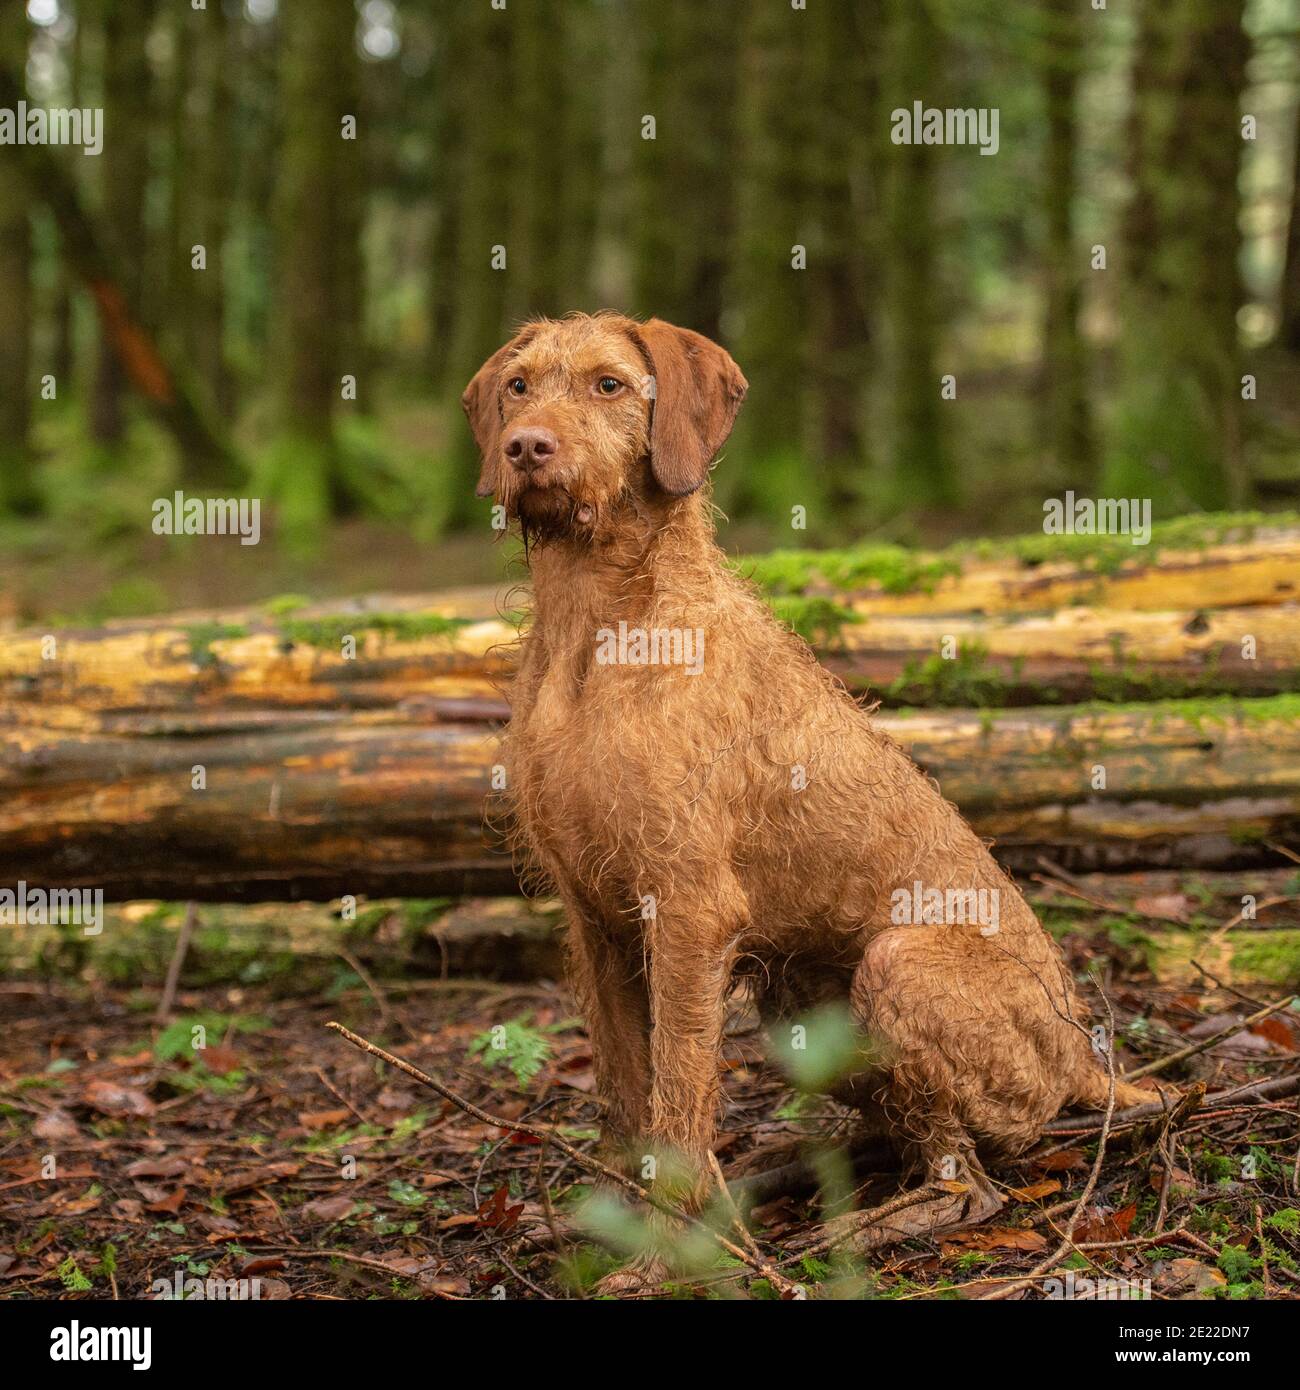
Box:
<box><xmin>468</xmin><ymin>1015</ymin><xmax>554</xmax><ymax>1086</ymax></box>
<box><xmin>57</xmin><ymin>1255</ymin><xmax>92</xmax><ymax>1292</ymax></box>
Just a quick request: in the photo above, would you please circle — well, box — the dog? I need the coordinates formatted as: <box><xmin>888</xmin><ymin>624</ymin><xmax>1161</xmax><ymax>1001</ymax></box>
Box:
<box><xmin>463</xmin><ymin>312</ymin><xmax>1147</xmax><ymax>1289</ymax></box>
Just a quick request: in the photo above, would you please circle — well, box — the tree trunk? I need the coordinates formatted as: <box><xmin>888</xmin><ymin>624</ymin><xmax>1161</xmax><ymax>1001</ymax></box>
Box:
<box><xmin>1039</xmin><ymin>0</ymin><xmax>1093</xmax><ymax>480</ymax></box>
<box><xmin>1279</xmin><ymin>88</ymin><xmax>1300</xmax><ymax>353</ymax></box>
<box><xmin>91</xmin><ymin>0</ymin><xmax>156</xmax><ymax>449</ymax></box>
<box><xmin>882</xmin><ymin>0</ymin><xmax>952</xmax><ymax>508</ymax></box>
<box><xmin>723</xmin><ymin>0</ymin><xmax>811</xmax><ymax>521</ymax></box>
<box><xmin>0</xmin><ymin>1</ymin><xmax>34</xmax><ymax>514</ymax></box>
<box><xmin>270</xmin><ymin>0</ymin><xmax>363</xmax><ymax>533</ymax></box>
<box><xmin>440</xmin><ymin>1</ymin><xmax>514</xmax><ymax>530</ymax></box>
<box><xmin>1106</xmin><ymin>0</ymin><xmax>1250</xmax><ymax>511</ymax></box>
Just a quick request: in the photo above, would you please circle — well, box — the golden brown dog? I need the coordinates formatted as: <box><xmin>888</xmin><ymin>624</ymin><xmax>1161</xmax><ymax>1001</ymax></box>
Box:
<box><xmin>463</xmin><ymin>312</ymin><xmax>1146</xmax><ymax>1288</ymax></box>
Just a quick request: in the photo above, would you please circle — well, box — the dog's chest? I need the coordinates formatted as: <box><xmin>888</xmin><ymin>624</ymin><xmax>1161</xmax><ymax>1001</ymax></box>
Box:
<box><xmin>509</xmin><ymin>661</ymin><xmax>685</xmax><ymax>890</ymax></box>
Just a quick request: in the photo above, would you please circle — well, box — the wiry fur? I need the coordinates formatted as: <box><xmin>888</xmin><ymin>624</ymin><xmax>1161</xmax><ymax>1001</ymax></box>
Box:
<box><xmin>464</xmin><ymin>313</ymin><xmax>1146</xmax><ymax>1275</ymax></box>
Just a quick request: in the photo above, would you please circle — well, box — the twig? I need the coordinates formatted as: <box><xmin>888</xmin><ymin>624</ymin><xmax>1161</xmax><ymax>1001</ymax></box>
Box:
<box><xmin>1207</xmin><ymin>896</ymin><xmax>1293</xmax><ymax>948</ymax></box>
<box><xmin>325</xmin><ymin>1021</ymin><xmax>801</xmax><ymax>1297</ymax></box>
<box><xmin>980</xmin><ymin>982</ymin><xmax>1122</xmax><ymax>1300</ymax></box>
<box><xmin>313</xmin><ymin>1067</ymin><xmax>374</xmax><ymax>1127</ymax></box>
<box><xmin>1047</xmin><ymin>1074</ymin><xmax>1297</xmax><ymax>1133</ymax></box>
<box><xmin>155</xmin><ymin>902</ymin><xmax>198</xmax><ymax>1024</ymax></box>
<box><xmin>1190</xmin><ymin>960</ymin><xmax>1269</xmax><ymax>1012</ymax></box>
<box><xmin>243</xmin><ymin>1244</ymin><xmax>465</xmax><ymax>1298</ymax></box>
<box><xmin>334</xmin><ymin>946</ymin><xmax>394</xmax><ymax>1030</ymax></box>
<box><xmin>1125</xmin><ymin>995</ymin><xmax>1296</xmax><ymax>1080</ymax></box>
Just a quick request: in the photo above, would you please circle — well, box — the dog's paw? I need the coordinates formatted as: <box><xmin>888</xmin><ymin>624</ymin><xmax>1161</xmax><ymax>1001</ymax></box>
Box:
<box><xmin>594</xmin><ymin>1255</ymin><xmax>672</xmax><ymax>1298</ymax></box>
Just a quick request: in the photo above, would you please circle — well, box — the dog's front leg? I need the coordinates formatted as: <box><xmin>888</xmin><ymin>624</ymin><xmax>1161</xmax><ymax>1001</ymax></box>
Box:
<box><xmin>642</xmin><ymin>912</ymin><xmax>740</xmax><ymax>1206</ymax></box>
<box><xmin>563</xmin><ymin>910</ymin><xmax>653</xmax><ymax>1169</ymax></box>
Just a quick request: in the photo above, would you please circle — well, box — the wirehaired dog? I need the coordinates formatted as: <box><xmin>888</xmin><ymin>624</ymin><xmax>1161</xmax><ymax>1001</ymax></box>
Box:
<box><xmin>463</xmin><ymin>313</ymin><xmax>1147</xmax><ymax>1289</ymax></box>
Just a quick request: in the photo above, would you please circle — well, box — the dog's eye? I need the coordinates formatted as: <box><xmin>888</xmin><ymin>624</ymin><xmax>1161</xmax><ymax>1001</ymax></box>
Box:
<box><xmin>508</xmin><ymin>377</ymin><xmax>527</xmax><ymax>397</ymax></box>
<box><xmin>597</xmin><ymin>377</ymin><xmax>623</xmax><ymax>396</ymax></box>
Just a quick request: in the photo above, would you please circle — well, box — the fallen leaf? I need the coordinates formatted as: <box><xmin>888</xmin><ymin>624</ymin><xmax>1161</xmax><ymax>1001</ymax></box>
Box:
<box><xmin>1134</xmin><ymin>894</ymin><xmax>1190</xmax><ymax>922</ymax></box>
<box><xmin>1152</xmin><ymin>1258</ymin><xmax>1227</xmax><ymax>1299</ymax></box>
<box><xmin>941</xmin><ymin>1227</ymin><xmax>1047</xmax><ymax>1255</ymax></box>
<box><xmin>215</xmin><ymin>1162</ymin><xmax>301</xmax><ymax>1196</ymax></box>
<box><xmin>200</xmin><ymin>1046</ymin><xmax>241</xmax><ymax>1075</ymax></box>
<box><xmin>126</xmin><ymin>1156</ymin><xmax>189</xmax><ymax>1180</ymax></box>
<box><xmin>1074</xmin><ymin>1201</ymin><xmax>1137</xmax><ymax>1244</ymax></box>
<box><xmin>298</xmin><ymin>1109</ymin><xmax>351</xmax><ymax>1131</ymax></box>
<box><xmin>1007</xmin><ymin>1179</ymin><xmax>1061</xmax><ymax>1202</ymax></box>
<box><xmin>33</xmin><ymin>1110</ymin><xmax>79</xmax><ymax>1142</ymax></box>
<box><xmin>1250</xmin><ymin>1017</ymin><xmax>1297</xmax><ymax>1052</ymax></box>
<box><xmin>436</xmin><ymin>1212</ymin><xmax>482</xmax><ymax>1231</ymax></box>
<box><xmin>302</xmin><ymin>1194</ymin><xmax>356</xmax><ymax>1224</ymax></box>
<box><xmin>82</xmin><ymin>1079</ymin><xmax>154</xmax><ymax>1118</ymax></box>
<box><xmin>1032</xmin><ymin>1148</ymin><xmax>1087</xmax><ymax>1173</ymax></box>
<box><xmin>145</xmin><ymin>1187</ymin><xmax>187</xmax><ymax>1215</ymax></box>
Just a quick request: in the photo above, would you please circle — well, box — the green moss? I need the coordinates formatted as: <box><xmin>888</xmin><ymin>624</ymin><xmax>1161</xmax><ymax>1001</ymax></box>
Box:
<box><xmin>262</xmin><ymin>594</ymin><xmax>311</xmax><ymax>616</ymax></box>
<box><xmin>738</xmin><ymin>545</ymin><xmax>960</xmax><ymax>599</ymax></box>
<box><xmin>767</xmin><ymin>595</ymin><xmax>860</xmax><ymax>644</ymax></box>
<box><xmin>278</xmin><ymin>611</ymin><xmax>471</xmax><ymax>649</ymax></box>
<box><xmin>184</xmin><ymin>622</ymin><xmax>250</xmax><ymax>667</ymax></box>
<box><xmin>737</xmin><ymin>510</ymin><xmax>1300</xmax><ymax>601</ymax></box>
<box><xmin>1230</xmin><ymin>934</ymin><xmax>1300</xmax><ymax>985</ymax></box>
<box><xmin>886</xmin><ymin>641</ymin><xmax>1024</xmax><ymax>707</ymax></box>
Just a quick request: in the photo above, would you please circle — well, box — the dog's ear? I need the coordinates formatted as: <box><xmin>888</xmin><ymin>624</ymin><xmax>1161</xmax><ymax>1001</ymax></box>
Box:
<box><xmin>462</xmin><ymin>329</ymin><xmax>535</xmax><ymax>499</ymax></box>
<box><xmin>636</xmin><ymin>319</ymin><xmax>748</xmax><ymax>496</ymax></box>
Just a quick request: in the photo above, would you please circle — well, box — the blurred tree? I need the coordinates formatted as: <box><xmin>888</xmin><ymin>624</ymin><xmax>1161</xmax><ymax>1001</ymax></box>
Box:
<box><xmin>509</xmin><ymin>0</ymin><xmax>569</xmax><ymax>320</ymax></box>
<box><xmin>1039</xmin><ymin>0</ymin><xmax>1093</xmax><ymax>481</ymax></box>
<box><xmin>0</xmin><ymin>3</ymin><xmax>35</xmax><ymax>513</ymax></box>
<box><xmin>91</xmin><ymin>0</ymin><xmax>157</xmax><ymax>450</ymax></box>
<box><xmin>802</xmin><ymin>0</ymin><xmax>879</xmax><ymax>511</ymax></box>
<box><xmin>1106</xmin><ymin>0</ymin><xmax>1250</xmax><ymax>510</ymax></box>
<box><xmin>725</xmin><ymin>0</ymin><xmax>812</xmax><ymax>520</ymax></box>
<box><xmin>181</xmin><ymin>0</ymin><xmax>233</xmax><ymax>420</ymax></box>
<box><xmin>1281</xmin><ymin>88</ymin><xmax>1300</xmax><ymax>353</ymax></box>
<box><xmin>882</xmin><ymin>0</ymin><xmax>953</xmax><ymax>508</ymax></box>
<box><xmin>269</xmin><ymin>0</ymin><xmax>365</xmax><ymax>533</ymax></box>
<box><xmin>441</xmin><ymin>0</ymin><xmax>514</xmax><ymax>528</ymax></box>
<box><xmin>50</xmin><ymin>3</ymin><xmax>84</xmax><ymax>397</ymax></box>
<box><xmin>632</xmin><ymin>0</ymin><xmax>738</xmax><ymax>339</ymax></box>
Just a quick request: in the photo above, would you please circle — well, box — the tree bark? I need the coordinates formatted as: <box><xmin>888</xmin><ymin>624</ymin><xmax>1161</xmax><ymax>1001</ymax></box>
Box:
<box><xmin>2</xmin><ymin>695</ymin><xmax>1296</xmax><ymax>900</ymax></box>
<box><xmin>1039</xmin><ymin>0</ymin><xmax>1093</xmax><ymax>480</ymax></box>
<box><xmin>0</xmin><ymin>2</ymin><xmax>34</xmax><ymax>513</ymax></box>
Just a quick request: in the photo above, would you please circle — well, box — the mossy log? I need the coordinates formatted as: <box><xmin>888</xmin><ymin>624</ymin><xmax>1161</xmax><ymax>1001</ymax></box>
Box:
<box><xmin>2</xmin><ymin>585</ymin><xmax>1297</xmax><ymax>720</ymax></box>
<box><xmin>2</xmin><ymin>695</ymin><xmax>1297</xmax><ymax>900</ymax></box>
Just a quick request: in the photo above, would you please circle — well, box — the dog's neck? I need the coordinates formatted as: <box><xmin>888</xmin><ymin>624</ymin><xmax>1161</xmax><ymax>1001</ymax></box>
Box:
<box><xmin>523</xmin><ymin>492</ymin><xmax>721</xmax><ymax>639</ymax></box>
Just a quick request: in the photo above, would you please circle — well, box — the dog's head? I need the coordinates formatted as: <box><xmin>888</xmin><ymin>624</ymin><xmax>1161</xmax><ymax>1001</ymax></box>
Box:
<box><xmin>462</xmin><ymin>313</ymin><xmax>747</xmax><ymax>540</ymax></box>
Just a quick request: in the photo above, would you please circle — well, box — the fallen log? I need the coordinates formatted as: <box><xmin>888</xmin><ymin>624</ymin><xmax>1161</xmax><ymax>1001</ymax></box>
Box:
<box><xmin>2</xmin><ymin>695</ymin><xmax>1297</xmax><ymax>900</ymax></box>
<box><xmin>2</xmin><ymin>588</ymin><xmax>1297</xmax><ymax>717</ymax></box>
<box><xmin>745</xmin><ymin>514</ymin><xmax>1300</xmax><ymax>616</ymax></box>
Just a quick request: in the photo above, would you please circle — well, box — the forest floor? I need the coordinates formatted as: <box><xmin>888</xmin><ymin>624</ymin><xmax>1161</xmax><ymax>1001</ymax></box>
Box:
<box><xmin>2</xmin><ymin>883</ymin><xmax>1299</xmax><ymax>1302</ymax></box>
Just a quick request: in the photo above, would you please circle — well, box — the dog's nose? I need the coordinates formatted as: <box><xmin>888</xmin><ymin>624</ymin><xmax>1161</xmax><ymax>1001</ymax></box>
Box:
<box><xmin>504</xmin><ymin>427</ymin><xmax>558</xmax><ymax>472</ymax></box>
